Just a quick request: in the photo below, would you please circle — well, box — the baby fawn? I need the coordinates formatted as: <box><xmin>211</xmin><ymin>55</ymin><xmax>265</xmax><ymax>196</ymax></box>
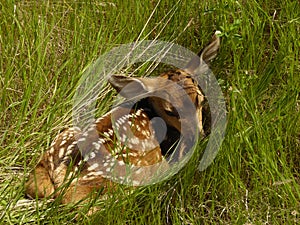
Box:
<box><xmin>25</xmin><ymin>31</ymin><xmax>220</xmax><ymax>205</ymax></box>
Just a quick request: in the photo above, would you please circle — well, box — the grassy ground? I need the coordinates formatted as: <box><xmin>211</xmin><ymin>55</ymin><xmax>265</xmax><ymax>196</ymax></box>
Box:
<box><xmin>0</xmin><ymin>0</ymin><xmax>299</xmax><ymax>224</ymax></box>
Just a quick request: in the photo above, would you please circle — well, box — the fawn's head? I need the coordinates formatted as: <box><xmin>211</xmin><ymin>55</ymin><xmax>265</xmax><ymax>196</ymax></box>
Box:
<box><xmin>109</xmin><ymin>31</ymin><xmax>220</xmax><ymax>137</ymax></box>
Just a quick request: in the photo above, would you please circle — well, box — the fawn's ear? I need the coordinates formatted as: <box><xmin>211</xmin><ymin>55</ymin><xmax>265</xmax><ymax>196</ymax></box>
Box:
<box><xmin>184</xmin><ymin>30</ymin><xmax>221</xmax><ymax>74</ymax></box>
<box><xmin>109</xmin><ymin>75</ymin><xmax>149</xmax><ymax>98</ymax></box>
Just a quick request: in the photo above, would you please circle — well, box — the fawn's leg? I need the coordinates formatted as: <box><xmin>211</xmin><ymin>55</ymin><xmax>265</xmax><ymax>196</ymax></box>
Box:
<box><xmin>25</xmin><ymin>127</ymin><xmax>82</xmax><ymax>199</ymax></box>
<box><xmin>25</xmin><ymin>156</ymin><xmax>55</xmax><ymax>199</ymax></box>
<box><xmin>60</xmin><ymin>176</ymin><xmax>114</xmax><ymax>204</ymax></box>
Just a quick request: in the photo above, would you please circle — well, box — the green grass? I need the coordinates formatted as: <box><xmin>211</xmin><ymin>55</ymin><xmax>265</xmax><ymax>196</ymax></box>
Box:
<box><xmin>0</xmin><ymin>0</ymin><xmax>299</xmax><ymax>224</ymax></box>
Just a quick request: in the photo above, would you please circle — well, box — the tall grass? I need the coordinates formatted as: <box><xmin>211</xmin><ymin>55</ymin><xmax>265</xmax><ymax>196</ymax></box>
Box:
<box><xmin>0</xmin><ymin>0</ymin><xmax>299</xmax><ymax>224</ymax></box>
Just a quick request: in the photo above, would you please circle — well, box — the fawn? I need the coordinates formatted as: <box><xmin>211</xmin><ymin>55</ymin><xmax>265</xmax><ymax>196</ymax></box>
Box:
<box><xmin>25</xmin><ymin>31</ymin><xmax>220</xmax><ymax>205</ymax></box>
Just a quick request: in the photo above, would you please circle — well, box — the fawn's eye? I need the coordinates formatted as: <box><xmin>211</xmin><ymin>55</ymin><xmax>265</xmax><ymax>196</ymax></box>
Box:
<box><xmin>164</xmin><ymin>109</ymin><xmax>179</xmax><ymax>118</ymax></box>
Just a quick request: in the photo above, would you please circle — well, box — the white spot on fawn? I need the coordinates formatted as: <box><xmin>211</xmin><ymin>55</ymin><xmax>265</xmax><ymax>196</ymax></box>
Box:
<box><xmin>94</xmin><ymin>170</ymin><xmax>104</xmax><ymax>176</ymax></box>
<box><xmin>69</xmin><ymin>127</ymin><xmax>81</xmax><ymax>132</ymax></box>
<box><xmin>120</xmin><ymin>134</ymin><xmax>127</xmax><ymax>142</ymax></box>
<box><xmin>108</xmin><ymin>129</ymin><xmax>113</xmax><ymax>136</ymax></box>
<box><xmin>87</xmin><ymin>163</ymin><xmax>99</xmax><ymax>171</ymax></box>
<box><xmin>92</xmin><ymin>142</ymin><xmax>101</xmax><ymax>150</ymax></box>
<box><xmin>136</xmin><ymin>126</ymin><xmax>141</xmax><ymax>131</ymax></box>
<box><xmin>136</xmin><ymin>109</ymin><xmax>142</xmax><ymax>116</ymax></box>
<box><xmin>127</xmin><ymin>143</ymin><xmax>133</xmax><ymax>149</ymax></box>
<box><xmin>130</xmin><ymin>137</ymin><xmax>140</xmax><ymax>145</ymax></box>
<box><xmin>82</xmin><ymin>132</ymin><xmax>89</xmax><ymax>137</ymax></box>
<box><xmin>98</xmin><ymin>139</ymin><xmax>106</xmax><ymax>144</ymax></box>
<box><xmin>78</xmin><ymin>137</ymin><xmax>86</xmax><ymax>142</ymax></box>
<box><xmin>59</xmin><ymin>148</ymin><xmax>65</xmax><ymax>158</ymax></box>
<box><xmin>129</xmin><ymin>152</ymin><xmax>138</xmax><ymax>157</ymax></box>
<box><xmin>118</xmin><ymin>160</ymin><xmax>125</xmax><ymax>166</ymax></box>
<box><xmin>142</xmin><ymin>130</ymin><xmax>148</xmax><ymax>136</ymax></box>
<box><xmin>119</xmin><ymin>117</ymin><xmax>125</xmax><ymax>124</ymax></box>
<box><xmin>49</xmin><ymin>156</ymin><xmax>54</xmax><ymax>170</ymax></box>
<box><xmin>141</xmin><ymin>120</ymin><xmax>147</xmax><ymax>126</ymax></box>
<box><xmin>90</xmin><ymin>151</ymin><xmax>96</xmax><ymax>159</ymax></box>
<box><xmin>49</xmin><ymin>147</ymin><xmax>55</xmax><ymax>154</ymax></box>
